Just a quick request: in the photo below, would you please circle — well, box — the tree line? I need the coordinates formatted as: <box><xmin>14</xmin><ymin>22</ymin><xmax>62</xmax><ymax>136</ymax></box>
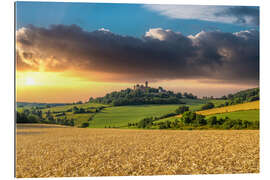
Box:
<box><xmin>134</xmin><ymin>105</ymin><xmax>259</xmax><ymax>130</ymax></box>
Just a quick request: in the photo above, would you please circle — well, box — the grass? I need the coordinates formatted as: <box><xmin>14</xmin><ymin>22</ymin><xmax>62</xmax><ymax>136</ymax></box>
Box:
<box><xmin>16</xmin><ymin>124</ymin><xmax>259</xmax><ymax>177</ymax></box>
<box><xmin>89</xmin><ymin>100</ymin><xmax>226</xmax><ymax>128</ymax></box>
<box><xmin>154</xmin><ymin>101</ymin><xmax>259</xmax><ymax>124</ymax></box>
<box><xmin>41</xmin><ymin>103</ymin><xmax>108</xmax><ymax>113</ymax></box>
<box><xmin>89</xmin><ymin>104</ymin><xmax>181</xmax><ymax>128</ymax></box>
<box><xmin>209</xmin><ymin>99</ymin><xmax>228</xmax><ymax>106</ymax></box>
<box><xmin>206</xmin><ymin>110</ymin><xmax>259</xmax><ymax>122</ymax></box>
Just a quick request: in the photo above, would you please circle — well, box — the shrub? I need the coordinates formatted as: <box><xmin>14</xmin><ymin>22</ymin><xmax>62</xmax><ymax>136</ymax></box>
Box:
<box><xmin>201</xmin><ymin>102</ymin><xmax>215</xmax><ymax>110</ymax></box>
<box><xmin>28</xmin><ymin>115</ymin><xmax>40</xmax><ymax>123</ymax></box>
<box><xmin>222</xmin><ymin>119</ymin><xmax>235</xmax><ymax>129</ymax></box>
<box><xmin>16</xmin><ymin>111</ymin><xmax>41</xmax><ymax>123</ymax></box>
<box><xmin>181</xmin><ymin>111</ymin><xmax>196</xmax><ymax>124</ymax></box>
<box><xmin>207</xmin><ymin>116</ymin><xmax>218</xmax><ymax>126</ymax></box>
<box><xmin>217</xmin><ymin>117</ymin><xmax>226</xmax><ymax>125</ymax></box>
<box><xmin>137</xmin><ymin>117</ymin><xmax>154</xmax><ymax>128</ymax></box>
<box><xmin>175</xmin><ymin>106</ymin><xmax>189</xmax><ymax>114</ymax></box>
<box><xmin>79</xmin><ymin>122</ymin><xmax>89</xmax><ymax>128</ymax></box>
<box><xmin>196</xmin><ymin>114</ymin><xmax>207</xmax><ymax>126</ymax></box>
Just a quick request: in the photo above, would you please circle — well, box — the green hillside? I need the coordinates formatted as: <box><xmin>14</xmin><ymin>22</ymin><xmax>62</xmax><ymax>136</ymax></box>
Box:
<box><xmin>206</xmin><ymin>110</ymin><xmax>259</xmax><ymax>122</ymax></box>
<box><xmin>89</xmin><ymin>104</ymin><xmax>181</xmax><ymax>128</ymax></box>
<box><xmin>16</xmin><ymin>99</ymin><xmax>228</xmax><ymax>127</ymax></box>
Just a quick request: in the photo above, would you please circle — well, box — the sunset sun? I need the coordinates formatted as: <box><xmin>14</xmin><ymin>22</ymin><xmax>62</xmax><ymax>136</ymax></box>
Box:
<box><xmin>25</xmin><ymin>77</ymin><xmax>35</xmax><ymax>86</ymax></box>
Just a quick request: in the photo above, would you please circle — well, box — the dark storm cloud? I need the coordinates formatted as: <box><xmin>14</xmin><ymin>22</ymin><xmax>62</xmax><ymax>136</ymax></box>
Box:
<box><xmin>215</xmin><ymin>6</ymin><xmax>259</xmax><ymax>26</ymax></box>
<box><xmin>16</xmin><ymin>24</ymin><xmax>259</xmax><ymax>85</ymax></box>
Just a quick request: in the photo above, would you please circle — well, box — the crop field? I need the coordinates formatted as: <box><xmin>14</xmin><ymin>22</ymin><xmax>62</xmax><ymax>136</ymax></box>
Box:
<box><xmin>16</xmin><ymin>124</ymin><xmax>259</xmax><ymax>177</ymax></box>
<box><xmin>196</xmin><ymin>101</ymin><xmax>259</xmax><ymax>116</ymax></box>
<box><xmin>173</xmin><ymin>101</ymin><xmax>259</xmax><ymax>118</ymax></box>
<box><xmin>206</xmin><ymin>110</ymin><xmax>259</xmax><ymax>122</ymax></box>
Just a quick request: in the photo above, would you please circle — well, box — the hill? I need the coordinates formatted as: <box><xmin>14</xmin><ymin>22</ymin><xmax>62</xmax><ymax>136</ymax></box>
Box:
<box><xmin>206</xmin><ymin>110</ymin><xmax>259</xmax><ymax>122</ymax></box>
<box><xmin>88</xmin><ymin>85</ymin><xmax>197</xmax><ymax>106</ymax></box>
<box><xmin>153</xmin><ymin>100</ymin><xmax>259</xmax><ymax>126</ymax></box>
<box><xmin>16</xmin><ymin>87</ymin><xmax>259</xmax><ymax>130</ymax></box>
<box><xmin>216</xmin><ymin>88</ymin><xmax>259</xmax><ymax>107</ymax></box>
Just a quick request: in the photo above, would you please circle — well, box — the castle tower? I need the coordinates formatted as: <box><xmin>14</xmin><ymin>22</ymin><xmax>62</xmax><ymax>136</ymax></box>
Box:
<box><xmin>145</xmin><ymin>81</ymin><xmax>148</xmax><ymax>88</ymax></box>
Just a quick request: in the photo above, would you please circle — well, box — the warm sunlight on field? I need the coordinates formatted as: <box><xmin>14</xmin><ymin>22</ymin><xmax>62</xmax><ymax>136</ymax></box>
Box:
<box><xmin>16</xmin><ymin>124</ymin><xmax>259</xmax><ymax>177</ymax></box>
<box><xmin>196</xmin><ymin>101</ymin><xmax>260</xmax><ymax>116</ymax></box>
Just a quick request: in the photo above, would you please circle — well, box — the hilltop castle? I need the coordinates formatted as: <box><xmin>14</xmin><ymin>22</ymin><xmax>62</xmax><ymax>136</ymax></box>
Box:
<box><xmin>133</xmin><ymin>81</ymin><xmax>148</xmax><ymax>91</ymax></box>
<box><xmin>133</xmin><ymin>81</ymin><xmax>166</xmax><ymax>93</ymax></box>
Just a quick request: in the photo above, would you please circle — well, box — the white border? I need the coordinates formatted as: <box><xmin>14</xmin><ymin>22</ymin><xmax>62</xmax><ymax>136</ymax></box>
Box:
<box><xmin>1</xmin><ymin>0</ymin><xmax>269</xmax><ymax>180</ymax></box>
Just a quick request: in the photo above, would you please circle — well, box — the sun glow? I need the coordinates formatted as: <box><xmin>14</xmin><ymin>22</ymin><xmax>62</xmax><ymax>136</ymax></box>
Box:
<box><xmin>25</xmin><ymin>77</ymin><xmax>35</xmax><ymax>86</ymax></box>
<box><xmin>16</xmin><ymin>71</ymin><xmax>117</xmax><ymax>103</ymax></box>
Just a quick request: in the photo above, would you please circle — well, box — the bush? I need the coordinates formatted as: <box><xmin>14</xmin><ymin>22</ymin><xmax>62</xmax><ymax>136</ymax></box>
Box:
<box><xmin>16</xmin><ymin>111</ymin><xmax>40</xmax><ymax>123</ymax></box>
<box><xmin>201</xmin><ymin>102</ymin><xmax>215</xmax><ymax>110</ymax></box>
<box><xmin>137</xmin><ymin>117</ymin><xmax>154</xmax><ymax>128</ymax></box>
<box><xmin>207</xmin><ymin>116</ymin><xmax>218</xmax><ymax>126</ymax></box>
<box><xmin>79</xmin><ymin>122</ymin><xmax>89</xmax><ymax>128</ymax></box>
<box><xmin>175</xmin><ymin>106</ymin><xmax>189</xmax><ymax>114</ymax></box>
<box><xmin>28</xmin><ymin>115</ymin><xmax>40</xmax><ymax>123</ymax></box>
<box><xmin>252</xmin><ymin>120</ymin><xmax>260</xmax><ymax>129</ymax></box>
<box><xmin>181</xmin><ymin>111</ymin><xmax>196</xmax><ymax>124</ymax></box>
<box><xmin>196</xmin><ymin>114</ymin><xmax>207</xmax><ymax>126</ymax></box>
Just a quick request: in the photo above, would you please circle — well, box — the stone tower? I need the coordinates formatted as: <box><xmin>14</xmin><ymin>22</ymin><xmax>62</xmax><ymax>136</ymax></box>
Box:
<box><xmin>145</xmin><ymin>81</ymin><xmax>148</xmax><ymax>88</ymax></box>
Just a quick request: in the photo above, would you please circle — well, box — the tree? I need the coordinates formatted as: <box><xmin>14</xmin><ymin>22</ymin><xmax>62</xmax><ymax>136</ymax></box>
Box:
<box><xmin>79</xmin><ymin>122</ymin><xmax>89</xmax><ymax>128</ymax></box>
<box><xmin>89</xmin><ymin>97</ymin><xmax>94</xmax><ymax>102</ymax></box>
<box><xmin>182</xmin><ymin>111</ymin><xmax>196</xmax><ymax>124</ymax></box>
<box><xmin>175</xmin><ymin>106</ymin><xmax>189</xmax><ymax>114</ymax></box>
<box><xmin>72</xmin><ymin>106</ymin><xmax>79</xmax><ymax>113</ymax></box>
<box><xmin>196</xmin><ymin>114</ymin><xmax>207</xmax><ymax>125</ymax></box>
<box><xmin>201</xmin><ymin>102</ymin><xmax>215</xmax><ymax>110</ymax></box>
<box><xmin>28</xmin><ymin>115</ymin><xmax>40</xmax><ymax>123</ymax></box>
<box><xmin>207</xmin><ymin>116</ymin><xmax>218</xmax><ymax>126</ymax></box>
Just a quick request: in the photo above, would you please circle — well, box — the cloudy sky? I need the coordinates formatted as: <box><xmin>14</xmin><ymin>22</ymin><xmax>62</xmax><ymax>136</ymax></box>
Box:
<box><xmin>16</xmin><ymin>2</ymin><xmax>259</xmax><ymax>103</ymax></box>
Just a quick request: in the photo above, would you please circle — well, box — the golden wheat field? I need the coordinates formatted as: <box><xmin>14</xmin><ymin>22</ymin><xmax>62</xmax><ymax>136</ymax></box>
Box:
<box><xmin>176</xmin><ymin>101</ymin><xmax>260</xmax><ymax>118</ymax></box>
<box><xmin>197</xmin><ymin>101</ymin><xmax>259</xmax><ymax>116</ymax></box>
<box><xmin>16</xmin><ymin>124</ymin><xmax>259</xmax><ymax>177</ymax></box>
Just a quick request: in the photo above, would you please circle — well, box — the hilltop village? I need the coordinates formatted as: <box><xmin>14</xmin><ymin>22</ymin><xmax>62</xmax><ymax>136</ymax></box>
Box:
<box><xmin>133</xmin><ymin>81</ymin><xmax>166</xmax><ymax>93</ymax></box>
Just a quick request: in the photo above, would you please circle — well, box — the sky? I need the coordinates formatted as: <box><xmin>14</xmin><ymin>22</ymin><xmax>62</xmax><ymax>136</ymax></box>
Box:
<box><xmin>15</xmin><ymin>2</ymin><xmax>260</xmax><ymax>103</ymax></box>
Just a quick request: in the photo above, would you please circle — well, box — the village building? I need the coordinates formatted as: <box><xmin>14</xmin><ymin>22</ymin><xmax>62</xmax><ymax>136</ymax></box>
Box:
<box><xmin>133</xmin><ymin>81</ymin><xmax>148</xmax><ymax>91</ymax></box>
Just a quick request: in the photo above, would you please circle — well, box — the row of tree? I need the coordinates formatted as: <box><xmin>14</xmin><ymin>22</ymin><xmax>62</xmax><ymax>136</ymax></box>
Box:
<box><xmin>136</xmin><ymin>105</ymin><xmax>190</xmax><ymax>128</ymax></box>
<box><xmin>136</xmin><ymin>110</ymin><xmax>259</xmax><ymax>130</ymax></box>
<box><xmin>16</xmin><ymin>110</ymin><xmax>75</xmax><ymax>126</ymax></box>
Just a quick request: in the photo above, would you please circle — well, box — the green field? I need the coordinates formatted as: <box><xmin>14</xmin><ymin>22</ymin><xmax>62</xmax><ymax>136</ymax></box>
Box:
<box><xmin>88</xmin><ymin>99</ymin><xmax>227</xmax><ymax>128</ymax></box>
<box><xmin>41</xmin><ymin>103</ymin><xmax>109</xmax><ymax>113</ymax></box>
<box><xmin>89</xmin><ymin>104</ymin><xmax>181</xmax><ymax>128</ymax></box>
<box><xmin>206</xmin><ymin>110</ymin><xmax>259</xmax><ymax>121</ymax></box>
<box><xmin>17</xmin><ymin>99</ymin><xmax>230</xmax><ymax>128</ymax></box>
<box><xmin>153</xmin><ymin>99</ymin><xmax>226</xmax><ymax>123</ymax></box>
